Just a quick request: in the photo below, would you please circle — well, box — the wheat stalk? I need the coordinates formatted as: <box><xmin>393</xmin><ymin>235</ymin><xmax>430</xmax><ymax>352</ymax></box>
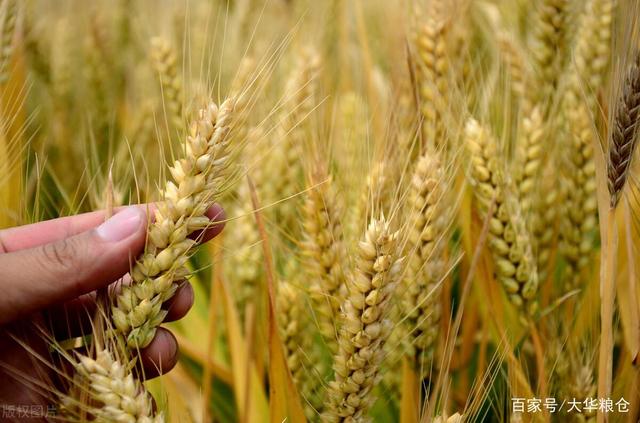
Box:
<box><xmin>324</xmin><ymin>216</ymin><xmax>403</xmax><ymax>422</ymax></box>
<box><xmin>112</xmin><ymin>98</ymin><xmax>237</xmax><ymax>348</ymax></box>
<box><xmin>465</xmin><ymin>118</ymin><xmax>539</xmax><ymax>316</ymax></box>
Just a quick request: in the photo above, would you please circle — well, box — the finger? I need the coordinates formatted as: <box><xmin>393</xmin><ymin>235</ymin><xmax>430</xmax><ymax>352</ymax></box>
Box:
<box><xmin>0</xmin><ymin>207</ymin><xmax>147</xmax><ymax>325</ymax></box>
<box><xmin>0</xmin><ymin>203</ymin><xmax>224</xmax><ymax>254</ymax></box>
<box><xmin>138</xmin><ymin>328</ymin><xmax>179</xmax><ymax>379</ymax></box>
<box><xmin>163</xmin><ymin>282</ymin><xmax>194</xmax><ymax>322</ymax></box>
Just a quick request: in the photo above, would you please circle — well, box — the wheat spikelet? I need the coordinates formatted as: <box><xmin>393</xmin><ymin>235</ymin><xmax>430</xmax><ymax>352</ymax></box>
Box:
<box><xmin>0</xmin><ymin>0</ymin><xmax>16</xmax><ymax>84</ymax></box>
<box><xmin>413</xmin><ymin>0</ymin><xmax>450</xmax><ymax>147</ymax></box>
<box><xmin>112</xmin><ymin>98</ymin><xmax>237</xmax><ymax>348</ymax></box>
<box><xmin>151</xmin><ymin>36</ymin><xmax>183</xmax><ymax>130</ymax></box>
<box><xmin>302</xmin><ymin>167</ymin><xmax>348</xmax><ymax>351</ymax></box>
<box><xmin>63</xmin><ymin>349</ymin><xmax>164</xmax><ymax>423</ymax></box>
<box><xmin>528</xmin><ymin>0</ymin><xmax>570</xmax><ymax>104</ymax></box>
<box><xmin>398</xmin><ymin>150</ymin><xmax>449</xmax><ymax>377</ymax></box>
<box><xmin>608</xmin><ymin>51</ymin><xmax>640</xmax><ymax>208</ymax></box>
<box><xmin>465</xmin><ymin>118</ymin><xmax>539</xmax><ymax>316</ymax></box>
<box><xmin>324</xmin><ymin>216</ymin><xmax>403</xmax><ymax>422</ymax></box>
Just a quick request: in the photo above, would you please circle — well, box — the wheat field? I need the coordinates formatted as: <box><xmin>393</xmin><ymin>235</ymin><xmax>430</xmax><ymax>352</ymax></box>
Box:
<box><xmin>1</xmin><ymin>0</ymin><xmax>639</xmax><ymax>422</ymax></box>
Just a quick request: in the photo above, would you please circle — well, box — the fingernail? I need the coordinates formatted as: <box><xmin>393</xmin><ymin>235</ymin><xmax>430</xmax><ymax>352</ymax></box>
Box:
<box><xmin>96</xmin><ymin>207</ymin><xmax>144</xmax><ymax>242</ymax></box>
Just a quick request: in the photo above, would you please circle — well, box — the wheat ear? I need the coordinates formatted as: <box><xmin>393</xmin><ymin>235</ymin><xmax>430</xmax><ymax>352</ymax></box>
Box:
<box><xmin>302</xmin><ymin>168</ymin><xmax>348</xmax><ymax>351</ymax></box>
<box><xmin>399</xmin><ymin>150</ymin><xmax>450</xmax><ymax>376</ymax></box>
<box><xmin>264</xmin><ymin>49</ymin><xmax>320</xmax><ymax>230</ymax></box>
<box><xmin>151</xmin><ymin>36</ymin><xmax>183</xmax><ymax>130</ymax></box>
<box><xmin>608</xmin><ymin>51</ymin><xmax>640</xmax><ymax>208</ymax></box>
<box><xmin>413</xmin><ymin>1</ymin><xmax>450</xmax><ymax>147</ymax></box>
<box><xmin>0</xmin><ymin>0</ymin><xmax>16</xmax><ymax>84</ymax></box>
<box><xmin>573</xmin><ymin>0</ymin><xmax>614</xmax><ymax>97</ymax></box>
<box><xmin>63</xmin><ymin>349</ymin><xmax>163</xmax><ymax>423</ymax></box>
<box><xmin>528</xmin><ymin>0</ymin><xmax>570</xmax><ymax>104</ymax></box>
<box><xmin>465</xmin><ymin>118</ymin><xmax>539</xmax><ymax>316</ymax></box>
<box><xmin>112</xmin><ymin>98</ymin><xmax>237</xmax><ymax>348</ymax></box>
<box><xmin>558</xmin><ymin>0</ymin><xmax>613</xmax><ymax>291</ymax></box>
<box><xmin>227</xmin><ymin>180</ymin><xmax>262</xmax><ymax>319</ymax></box>
<box><xmin>324</xmin><ymin>217</ymin><xmax>403</xmax><ymax>422</ymax></box>
<box><xmin>277</xmin><ymin>259</ymin><xmax>317</xmax><ymax>419</ymax></box>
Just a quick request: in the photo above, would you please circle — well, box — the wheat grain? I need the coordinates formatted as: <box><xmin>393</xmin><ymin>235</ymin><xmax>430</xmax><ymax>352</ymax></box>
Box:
<box><xmin>324</xmin><ymin>216</ymin><xmax>403</xmax><ymax>422</ymax></box>
<box><xmin>465</xmin><ymin>118</ymin><xmax>539</xmax><ymax>316</ymax></box>
<box><xmin>112</xmin><ymin>98</ymin><xmax>237</xmax><ymax>348</ymax></box>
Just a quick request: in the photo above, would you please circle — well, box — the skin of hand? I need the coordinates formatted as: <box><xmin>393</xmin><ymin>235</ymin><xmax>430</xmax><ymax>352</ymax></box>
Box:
<box><xmin>0</xmin><ymin>203</ymin><xmax>225</xmax><ymax>410</ymax></box>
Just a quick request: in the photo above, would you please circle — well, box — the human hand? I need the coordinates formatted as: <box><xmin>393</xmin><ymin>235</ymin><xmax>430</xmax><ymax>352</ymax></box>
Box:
<box><xmin>0</xmin><ymin>204</ymin><xmax>224</xmax><ymax>410</ymax></box>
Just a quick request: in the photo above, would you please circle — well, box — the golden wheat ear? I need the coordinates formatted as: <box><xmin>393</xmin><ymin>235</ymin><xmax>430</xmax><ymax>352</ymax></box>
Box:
<box><xmin>323</xmin><ymin>216</ymin><xmax>404</xmax><ymax>422</ymax></box>
<box><xmin>112</xmin><ymin>98</ymin><xmax>237</xmax><ymax>349</ymax></box>
<box><xmin>464</xmin><ymin>118</ymin><xmax>539</xmax><ymax>318</ymax></box>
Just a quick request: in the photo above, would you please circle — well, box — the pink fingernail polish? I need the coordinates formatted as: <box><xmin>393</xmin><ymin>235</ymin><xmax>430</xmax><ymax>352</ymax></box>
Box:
<box><xmin>96</xmin><ymin>207</ymin><xmax>144</xmax><ymax>242</ymax></box>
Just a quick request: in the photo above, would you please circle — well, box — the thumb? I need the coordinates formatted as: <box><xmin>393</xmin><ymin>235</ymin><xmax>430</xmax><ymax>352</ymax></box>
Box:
<box><xmin>0</xmin><ymin>207</ymin><xmax>147</xmax><ymax>325</ymax></box>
